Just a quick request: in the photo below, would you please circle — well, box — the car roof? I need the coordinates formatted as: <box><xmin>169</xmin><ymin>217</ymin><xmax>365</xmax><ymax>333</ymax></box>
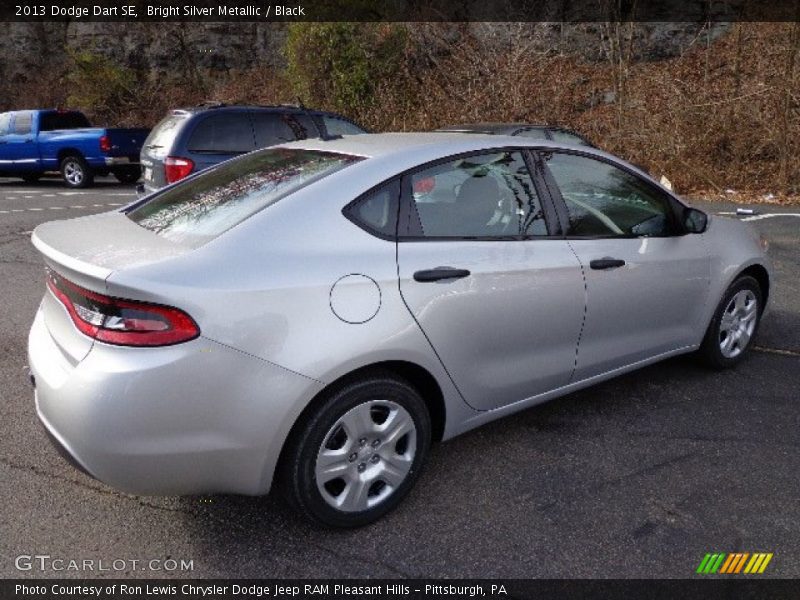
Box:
<box><xmin>437</xmin><ymin>123</ymin><xmax>549</xmax><ymax>134</ymax></box>
<box><xmin>169</xmin><ymin>104</ymin><xmax>351</xmax><ymax>119</ymax></box>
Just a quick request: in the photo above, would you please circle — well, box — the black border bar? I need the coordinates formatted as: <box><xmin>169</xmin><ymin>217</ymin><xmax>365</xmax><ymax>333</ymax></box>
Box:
<box><xmin>2</xmin><ymin>0</ymin><xmax>800</xmax><ymax>22</ymax></box>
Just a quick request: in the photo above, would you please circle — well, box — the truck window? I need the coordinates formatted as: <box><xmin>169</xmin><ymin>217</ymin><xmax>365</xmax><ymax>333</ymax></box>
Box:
<box><xmin>39</xmin><ymin>111</ymin><xmax>91</xmax><ymax>131</ymax></box>
<box><xmin>0</xmin><ymin>113</ymin><xmax>10</xmax><ymax>135</ymax></box>
<box><xmin>13</xmin><ymin>112</ymin><xmax>33</xmax><ymax>135</ymax></box>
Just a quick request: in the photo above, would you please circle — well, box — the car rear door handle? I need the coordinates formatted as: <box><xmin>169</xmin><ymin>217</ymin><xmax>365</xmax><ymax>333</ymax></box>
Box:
<box><xmin>589</xmin><ymin>257</ymin><xmax>626</xmax><ymax>270</ymax></box>
<box><xmin>413</xmin><ymin>267</ymin><xmax>471</xmax><ymax>282</ymax></box>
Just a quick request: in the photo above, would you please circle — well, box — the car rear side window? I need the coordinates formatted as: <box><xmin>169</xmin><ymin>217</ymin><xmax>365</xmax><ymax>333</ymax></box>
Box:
<box><xmin>0</xmin><ymin>113</ymin><xmax>10</xmax><ymax>135</ymax></box>
<box><xmin>187</xmin><ymin>113</ymin><xmax>255</xmax><ymax>154</ymax></box>
<box><xmin>344</xmin><ymin>179</ymin><xmax>400</xmax><ymax>239</ymax></box>
<box><xmin>39</xmin><ymin>112</ymin><xmax>91</xmax><ymax>131</ymax></box>
<box><xmin>13</xmin><ymin>112</ymin><xmax>33</xmax><ymax>135</ymax></box>
<box><xmin>127</xmin><ymin>148</ymin><xmax>364</xmax><ymax>245</ymax></box>
<box><xmin>252</xmin><ymin>113</ymin><xmax>296</xmax><ymax>148</ymax></box>
<box><xmin>408</xmin><ymin>151</ymin><xmax>546</xmax><ymax>238</ymax></box>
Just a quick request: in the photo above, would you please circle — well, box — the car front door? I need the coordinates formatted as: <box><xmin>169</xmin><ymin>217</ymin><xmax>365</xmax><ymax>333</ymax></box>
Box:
<box><xmin>6</xmin><ymin>111</ymin><xmax>39</xmax><ymax>171</ymax></box>
<box><xmin>539</xmin><ymin>150</ymin><xmax>710</xmax><ymax>381</ymax></box>
<box><xmin>0</xmin><ymin>112</ymin><xmax>12</xmax><ymax>172</ymax></box>
<box><xmin>396</xmin><ymin>149</ymin><xmax>586</xmax><ymax>411</ymax></box>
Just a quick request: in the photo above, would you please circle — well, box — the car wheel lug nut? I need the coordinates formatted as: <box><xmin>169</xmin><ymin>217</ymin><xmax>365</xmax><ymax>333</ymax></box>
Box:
<box><xmin>371</xmin><ymin>455</ymin><xmax>380</xmax><ymax>463</ymax></box>
<box><xmin>359</xmin><ymin>438</ymin><xmax>367</xmax><ymax>447</ymax></box>
<box><xmin>348</xmin><ymin>453</ymin><xmax>357</xmax><ymax>462</ymax></box>
<box><xmin>357</xmin><ymin>463</ymin><xmax>366</xmax><ymax>472</ymax></box>
<box><xmin>372</xmin><ymin>439</ymin><xmax>380</xmax><ymax>447</ymax></box>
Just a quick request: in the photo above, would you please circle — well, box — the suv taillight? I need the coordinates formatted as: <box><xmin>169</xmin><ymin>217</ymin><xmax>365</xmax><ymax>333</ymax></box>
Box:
<box><xmin>164</xmin><ymin>156</ymin><xmax>195</xmax><ymax>184</ymax></box>
<box><xmin>99</xmin><ymin>135</ymin><xmax>112</xmax><ymax>152</ymax></box>
<box><xmin>46</xmin><ymin>270</ymin><xmax>199</xmax><ymax>347</ymax></box>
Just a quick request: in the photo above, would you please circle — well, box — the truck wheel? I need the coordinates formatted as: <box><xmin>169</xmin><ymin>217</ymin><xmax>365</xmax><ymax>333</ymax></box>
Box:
<box><xmin>21</xmin><ymin>174</ymin><xmax>42</xmax><ymax>184</ymax></box>
<box><xmin>113</xmin><ymin>167</ymin><xmax>141</xmax><ymax>184</ymax></box>
<box><xmin>60</xmin><ymin>155</ymin><xmax>94</xmax><ymax>188</ymax></box>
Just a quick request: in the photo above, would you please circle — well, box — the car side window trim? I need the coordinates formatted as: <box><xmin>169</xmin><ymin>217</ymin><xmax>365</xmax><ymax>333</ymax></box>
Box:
<box><xmin>534</xmin><ymin>148</ymin><xmax>688</xmax><ymax>239</ymax></box>
<box><xmin>342</xmin><ymin>177</ymin><xmax>402</xmax><ymax>242</ymax></box>
<box><xmin>396</xmin><ymin>147</ymin><xmax>562</xmax><ymax>242</ymax></box>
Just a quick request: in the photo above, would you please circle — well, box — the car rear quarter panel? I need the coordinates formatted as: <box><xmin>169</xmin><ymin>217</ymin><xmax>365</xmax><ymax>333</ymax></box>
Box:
<box><xmin>105</xmin><ymin>160</ymin><xmax>478</xmax><ymax>442</ymax></box>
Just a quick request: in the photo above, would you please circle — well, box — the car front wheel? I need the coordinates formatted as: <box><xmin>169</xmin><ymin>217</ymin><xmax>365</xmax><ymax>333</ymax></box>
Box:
<box><xmin>698</xmin><ymin>275</ymin><xmax>763</xmax><ymax>368</ymax></box>
<box><xmin>280</xmin><ymin>373</ymin><xmax>431</xmax><ymax>527</ymax></box>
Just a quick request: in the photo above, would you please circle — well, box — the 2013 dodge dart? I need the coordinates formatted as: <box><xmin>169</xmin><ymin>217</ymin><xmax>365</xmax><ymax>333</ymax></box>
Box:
<box><xmin>28</xmin><ymin>133</ymin><xmax>771</xmax><ymax>527</ymax></box>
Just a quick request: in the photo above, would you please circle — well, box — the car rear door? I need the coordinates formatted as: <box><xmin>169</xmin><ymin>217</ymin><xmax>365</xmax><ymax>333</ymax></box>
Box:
<box><xmin>141</xmin><ymin>112</ymin><xmax>189</xmax><ymax>191</ymax></box>
<box><xmin>538</xmin><ymin>150</ymin><xmax>710</xmax><ymax>380</ymax></box>
<box><xmin>396</xmin><ymin>149</ymin><xmax>585</xmax><ymax>411</ymax></box>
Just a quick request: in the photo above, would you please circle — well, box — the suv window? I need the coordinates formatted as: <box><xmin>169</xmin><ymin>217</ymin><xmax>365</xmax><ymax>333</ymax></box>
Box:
<box><xmin>322</xmin><ymin>116</ymin><xmax>364</xmax><ymax>136</ymax></box>
<box><xmin>545</xmin><ymin>152</ymin><xmax>677</xmax><ymax>237</ymax></box>
<box><xmin>127</xmin><ymin>148</ymin><xmax>363</xmax><ymax>245</ymax></box>
<box><xmin>144</xmin><ymin>114</ymin><xmax>187</xmax><ymax>157</ymax></box>
<box><xmin>13</xmin><ymin>111</ymin><xmax>33</xmax><ymax>135</ymax></box>
<box><xmin>515</xmin><ymin>128</ymin><xmax>549</xmax><ymax>140</ymax></box>
<box><xmin>187</xmin><ymin>113</ymin><xmax>255</xmax><ymax>154</ymax></box>
<box><xmin>0</xmin><ymin>113</ymin><xmax>10</xmax><ymax>135</ymax></box>
<box><xmin>252</xmin><ymin>113</ymin><xmax>296</xmax><ymax>148</ymax></box>
<box><xmin>345</xmin><ymin>179</ymin><xmax>400</xmax><ymax>238</ymax></box>
<box><xmin>408</xmin><ymin>151</ymin><xmax>546</xmax><ymax>238</ymax></box>
<box><xmin>549</xmin><ymin>129</ymin><xmax>591</xmax><ymax>146</ymax></box>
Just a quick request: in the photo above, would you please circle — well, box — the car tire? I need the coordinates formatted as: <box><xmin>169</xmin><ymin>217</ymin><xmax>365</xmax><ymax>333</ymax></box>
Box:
<box><xmin>280</xmin><ymin>372</ymin><xmax>431</xmax><ymax>528</ymax></box>
<box><xmin>698</xmin><ymin>275</ymin><xmax>763</xmax><ymax>369</ymax></box>
<box><xmin>113</xmin><ymin>167</ymin><xmax>141</xmax><ymax>184</ymax></box>
<box><xmin>21</xmin><ymin>173</ymin><xmax>41</xmax><ymax>184</ymax></box>
<box><xmin>60</xmin><ymin>155</ymin><xmax>94</xmax><ymax>188</ymax></box>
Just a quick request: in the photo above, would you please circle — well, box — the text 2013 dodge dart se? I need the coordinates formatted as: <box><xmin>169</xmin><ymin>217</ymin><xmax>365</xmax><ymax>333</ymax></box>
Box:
<box><xmin>28</xmin><ymin>133</ymin><xmax>771</xmax><ymax>527</ymax></box>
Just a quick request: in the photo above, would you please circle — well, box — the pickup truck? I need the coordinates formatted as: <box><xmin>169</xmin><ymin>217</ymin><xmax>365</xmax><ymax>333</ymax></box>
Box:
<box><xmin>0</xmin><ymin>109</ymin><xmax>149</xmax><ymax>188</ymax></box>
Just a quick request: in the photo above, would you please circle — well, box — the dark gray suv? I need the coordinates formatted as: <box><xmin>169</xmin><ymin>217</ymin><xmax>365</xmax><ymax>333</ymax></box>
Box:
<box><xmin>140</xmin><ymin>103</ymin><xmax>366</xmax><ymax>193</ymax></box>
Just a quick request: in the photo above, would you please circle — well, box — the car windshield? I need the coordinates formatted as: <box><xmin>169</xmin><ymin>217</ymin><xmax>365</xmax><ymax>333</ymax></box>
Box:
<box><xmin>127</xmin><ymin>148</ymin><xmax>363</xmax><ymax>245</ymax></box>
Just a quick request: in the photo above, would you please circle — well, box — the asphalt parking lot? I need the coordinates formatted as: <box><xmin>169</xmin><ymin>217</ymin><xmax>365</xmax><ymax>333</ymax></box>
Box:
<box><xmin>0</xmin><ymin>176</ymin><xmax>798</xmax><ymax>579</ymax></box>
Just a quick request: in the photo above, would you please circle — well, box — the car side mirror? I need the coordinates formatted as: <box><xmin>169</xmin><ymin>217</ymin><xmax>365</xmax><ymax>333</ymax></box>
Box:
<box><xmin>683</xmin><ymin>208</ymin><xmax>708</xmax><ymax>234</ymax></box>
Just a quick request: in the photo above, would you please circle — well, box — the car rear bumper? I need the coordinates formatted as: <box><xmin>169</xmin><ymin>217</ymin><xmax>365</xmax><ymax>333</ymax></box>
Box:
<box><xmin>28</xmin><ymin>307</ymin><xmax>323</xmax><ymax>496</ymax></box>
<box><xmin>104</xmin><ymin>157</ymin><xmax>140</xmax><ymax>166</ymax></box>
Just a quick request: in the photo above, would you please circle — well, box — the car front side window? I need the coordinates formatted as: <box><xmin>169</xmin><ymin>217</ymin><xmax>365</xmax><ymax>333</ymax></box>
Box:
<box><xmin>544</xmin><ymin>152</ymin><xmax>678</xmax><ymax>237</ymax></box>
<box><xmin>406</xmin><ymin>151</ymin><xmax>546</xmax><ymax>239</ymax></box>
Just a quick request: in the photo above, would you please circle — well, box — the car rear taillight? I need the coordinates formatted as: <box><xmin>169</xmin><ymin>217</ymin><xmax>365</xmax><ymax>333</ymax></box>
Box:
<box><xmin>46</xmin><ymin>270</ymin><xmax>199</xmax><ymax>347</ymax></box>
<box><xmin>164</xmin><ymin>156</ymin><xmax>195</xmax><ymax>184</ymax></box>
<box><xmin>99</xmin><ymin>135</ymin><xmax>112</xmax><ymax>152</ymax></box>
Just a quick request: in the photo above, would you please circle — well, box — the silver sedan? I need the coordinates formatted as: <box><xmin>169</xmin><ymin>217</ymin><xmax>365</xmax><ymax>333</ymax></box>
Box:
<box><xmin>28</xmin><ymin>133</ymin><xmax>771</xmax><ymax>527</ymax></box>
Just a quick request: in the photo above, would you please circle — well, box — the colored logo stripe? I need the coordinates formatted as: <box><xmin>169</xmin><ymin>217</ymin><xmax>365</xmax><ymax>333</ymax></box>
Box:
<box><xmin>697</xmin><ymin>552</ymin><xmax>773</xmax><ymax>574</ymax></box>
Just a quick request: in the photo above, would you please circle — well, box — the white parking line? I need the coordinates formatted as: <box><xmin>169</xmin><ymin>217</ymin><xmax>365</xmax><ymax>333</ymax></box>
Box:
<box><xmin>0</xmin><ymin>202</ymin><xmax>123</xmax><ymax>215</ymax></box>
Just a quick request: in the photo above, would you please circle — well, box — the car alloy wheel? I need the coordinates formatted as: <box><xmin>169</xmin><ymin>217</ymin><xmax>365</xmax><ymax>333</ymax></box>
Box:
<box><xmin>718</xmin><ymin>289</ymin><xmax>758</xmax><ymax>359</ymax></box>
<box><xmin>63</xmin><ymin>160</ymin><xmax>84</xmax><ymax>185</ymax></box>
<box><xmin>315</xmin><ymin>400</ymin><xmax>417</xmax><ymax>512</ymax></box>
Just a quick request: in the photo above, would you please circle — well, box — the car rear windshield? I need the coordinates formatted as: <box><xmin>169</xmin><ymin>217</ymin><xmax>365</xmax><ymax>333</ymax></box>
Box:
<box><xmin>39</xmin><ymin>111</ymin><xmax>91</xmax><ymax>131</ymax></box>
<box><xmin>143</xmin><ymin>114</ymin><xmax>187</xmax><ymax>156</ymax></box>
<box><xmin>127</xmin><ymin>148</ymin><xmax>363</xmax><ymax>245</ymax></box>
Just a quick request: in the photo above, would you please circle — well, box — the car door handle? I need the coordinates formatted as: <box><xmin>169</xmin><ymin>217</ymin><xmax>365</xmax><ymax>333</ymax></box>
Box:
<box><xmin>589</xmin><ymin>257</ymin><xmax>626</xmax><ymax>270</ymax></box>
<box><xmin>413</xmin><ymin>267</ymin><xmax>471</xmax><ymax>282</ymax></box>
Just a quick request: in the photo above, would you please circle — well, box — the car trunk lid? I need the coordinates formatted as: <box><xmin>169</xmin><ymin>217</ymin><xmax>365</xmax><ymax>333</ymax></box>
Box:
<box><xmin>31</xmin><ymin>211</ymin><xmax>193</xmax><ymax>363</ymax></box>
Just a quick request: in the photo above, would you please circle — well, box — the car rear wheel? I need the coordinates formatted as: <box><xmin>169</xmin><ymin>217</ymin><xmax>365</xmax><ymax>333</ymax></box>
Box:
<box><xmin>280</xmin><ymin>373</ymin><xmax>431</xmax><ymax>528</ymax></box>
<box><xmin>698</xmin><ymin>275</ymin><xmax>762</xmax><ymax>368</ymax></box>
<box><xmin>60</xmin><ymin>155</ymin><xmax>94</xmax><ymax>188</ymax></box>
<box><xmin>113</xmin><ymin>167</ymin><xmax>141</xmax><ymax>184</ymax></box>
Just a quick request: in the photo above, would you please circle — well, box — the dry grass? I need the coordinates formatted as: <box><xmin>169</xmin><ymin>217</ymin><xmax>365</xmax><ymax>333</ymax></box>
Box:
<box><xmin>5</xmin><ymin>22</ymin><xmax>799</xmax><ymax>202</ymax></box>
